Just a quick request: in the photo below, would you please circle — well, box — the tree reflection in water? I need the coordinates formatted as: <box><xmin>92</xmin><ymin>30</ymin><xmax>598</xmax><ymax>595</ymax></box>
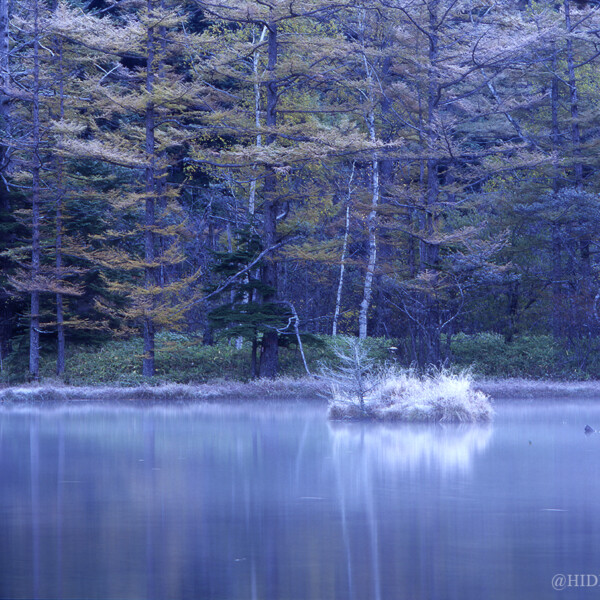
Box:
<box><xmin>329</xmin><ymin>422</ymin><xmax>493</xmax><ymax>600</ymax></box>
<box><xmin>6</xmin><ymin>401</ymin><xmax>600</xmax><ymax>600</ymax></box>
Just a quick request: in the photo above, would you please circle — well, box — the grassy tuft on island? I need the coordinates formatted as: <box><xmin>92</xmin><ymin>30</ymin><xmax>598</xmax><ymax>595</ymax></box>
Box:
<box><xmin>328</xmin><ymin>370</ymin><xmax>493</xmax><ymax>423</ymax></box>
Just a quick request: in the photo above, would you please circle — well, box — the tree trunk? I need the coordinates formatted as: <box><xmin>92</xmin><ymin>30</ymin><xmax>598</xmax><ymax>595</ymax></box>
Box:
<box><xmin>564</xmin><ymin>0</ymin><xmax>591</xmax><ymax>331</ymax></box>
<box><xmin>259</xmin><ymin>190</ymin><xmax>279</xmax><ymax>377</ymax></box>
<box><xmin>249</xmin><ymin>25</ymin><xmax>267</xmax><ymax>218</ymax></box>
<box><xmin>359</xmin><ymin>151</ymin><xmax>378</xmax><ymax>339</ymax></box>
<box><xmin>143</xmin><ymin>0</ymin><xmax>156</xmax><ymax>378</ymax></box>
<box><xmin>564</xmin><ymin>0</ymin><xmax>582</xmax><ymax>189</ymax></box>
<box><xmin>358</xmin><ymin>30</ymin><xmax>379</xmax><ymax>340</ymax></box>
<box><xmin>333</xmin><ymin>204</ymin><xmax>350</xmax><ymax>337</ymax></box>
<box><xmin>333</xmin><ymin>163</ymin><xmax>354</xmax><ymax>336</ymax></box>
<box><xmin>157</xmin><ymin>1</ymin><xmax>169</xmax><ymax>289</ymax></box>
<box><xmin>506</xmin><ymin>281</ymin><xmax>519</xmax><ymax>343</ymax></box>
<box><xmin>55</xmin><ymin>39</ymin><xmax>65</xmax><ymax>377</ymax></box>
<box><xmin>550</xmin><ymin>42</ymin><xmax>562</xmax><ymax>340</ymax></box>
<box><xmin>551</xmin><ymin>223</ymin><xmax>562</xmax><ymax>338</ymax></box>
<box><xmin>258</xmin><ymin>17</ymin><xmax>279</xmax><ymax>378</ymax></box>
<box><xmin>29</xmin><ymin>0</ymin><xmax>41</xmax><ymax>381</ymax></box>
<box><xmin>419</xmin><ymin>0</ymin><xmax>442</xmax><ymax>365</ymax></box>
<box><xmin>251</xmin><ymin>335</ymin><xmax>258</xmax><ymax>379</ymax></box>
<box><xmin>0</xmin><ymin>0</ymin><xmax>10</xmax><ymax>203</ymax></box>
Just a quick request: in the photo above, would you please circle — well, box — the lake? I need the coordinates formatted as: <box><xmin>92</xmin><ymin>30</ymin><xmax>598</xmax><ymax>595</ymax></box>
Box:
<box><xmin>0</xmin><ymin>398</ymin><xmax>599</xmax><ymax>599</ymax></box>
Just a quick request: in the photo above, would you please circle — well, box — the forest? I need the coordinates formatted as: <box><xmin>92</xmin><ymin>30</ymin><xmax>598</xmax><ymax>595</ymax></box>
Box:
<box><xmin>1</xmin><ymin>0</ymin><xmax>600</xmax><ymax>383</ymax></box>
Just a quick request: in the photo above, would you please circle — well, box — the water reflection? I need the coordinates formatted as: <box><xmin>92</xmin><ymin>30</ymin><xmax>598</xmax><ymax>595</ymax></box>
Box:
<box><xmin>1</xmin><ymin>401</ymin><xmax>600</xmax><ymax>600</ymax></box>
<box><xmin>329</xmin><ymin>422</ymin><xmax>493</xmax><ymax>474</ymax></box>
<box><xmin>329</xmin><ymin>423</ymin><xmax>492</xmax><ymax>600</ymax></box>
<box><xmin>29</xmin><ymin>415</ymin><xmax>40</xmax><ymax>600</ymax></box>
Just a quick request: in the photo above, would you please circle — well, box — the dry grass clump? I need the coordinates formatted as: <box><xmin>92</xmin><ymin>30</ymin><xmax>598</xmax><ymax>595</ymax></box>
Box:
<box><xmin>328</xmin><ymin>370</ymin><xmax>493</xmax><ymax>423</ymax></box>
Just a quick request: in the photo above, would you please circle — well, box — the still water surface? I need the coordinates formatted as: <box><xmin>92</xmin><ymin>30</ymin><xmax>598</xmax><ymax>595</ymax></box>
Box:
<box><xmin>1</xmin><ymin>399</ymin><xmax>599</xmax><ymax>599</ymax></box>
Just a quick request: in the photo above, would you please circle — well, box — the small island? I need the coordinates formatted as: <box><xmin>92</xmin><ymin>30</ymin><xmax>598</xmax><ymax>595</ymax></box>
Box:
<box><xmin>322</xmin><ymin>337</ymin><xmax>492</xmax><ymax>423</ymax></box>
<box><xmin>328</xmin><ymin>370</ymin><xmax>493</xmax><ymax>423</ymax></box>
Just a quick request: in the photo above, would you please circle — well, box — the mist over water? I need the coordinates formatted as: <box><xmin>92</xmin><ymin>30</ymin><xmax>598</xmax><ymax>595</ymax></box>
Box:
<box><xmin>1</xmin><ymin>400</ymin><xmax>599</xmax><ymax>599</ymax></box>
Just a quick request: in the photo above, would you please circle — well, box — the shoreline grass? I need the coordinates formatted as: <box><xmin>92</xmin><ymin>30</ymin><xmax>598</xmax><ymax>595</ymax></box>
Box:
<box><xmin>2</xmin><ymin>376</ymin><xmax>600</xmax><ymax>405</ymax></box>
<box><xmin>474</xmin><ymin>378</ymin><xmax>600</xmax><ymax>400</ymax></box>
<box><xmin>0</xmin><ymin>377</ymin><xmax>327</xmax><ymax>404</ymax></box>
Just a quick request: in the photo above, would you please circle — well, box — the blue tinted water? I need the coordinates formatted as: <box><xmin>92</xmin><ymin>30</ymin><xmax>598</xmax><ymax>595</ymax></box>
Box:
<box><xmin>0</xmin><ymin>399</ymin><xmax>599</xmax><ymax>599</ymax></box>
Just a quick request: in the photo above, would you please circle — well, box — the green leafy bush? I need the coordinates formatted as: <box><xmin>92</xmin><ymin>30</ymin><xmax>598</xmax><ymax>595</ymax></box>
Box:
<box><xmin>448</xmin><ymin>333</ymin><xmax>590</xmax><ymax>379</ymax></box>
<box><xmin>5</xmin><ymin>330</ymin><xmax>599</xmax><ymax>386</ymax></box>
<box><xmin>0</xmin><ymin>333</ymin><xmax>395</xmax><ymax>385</ymax></box>
<box><xmin>58</xmin><ymin>334</ymin><xmax>251</xmax><ymax>385</ymax></box>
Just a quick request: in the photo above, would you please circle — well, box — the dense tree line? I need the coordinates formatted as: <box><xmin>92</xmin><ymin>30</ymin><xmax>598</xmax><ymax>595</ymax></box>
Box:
<box><xmin>1</xmin><ymin>0</ymin><xmax>600</xmax><ymax>380</ymax></box>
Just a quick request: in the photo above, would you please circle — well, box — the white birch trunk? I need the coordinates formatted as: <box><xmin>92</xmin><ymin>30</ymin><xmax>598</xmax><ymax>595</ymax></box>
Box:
<box><xmin>359</xmin><ymin>47</ymin><xmax>379</xmax><ymax>340</ymax></box>
<box><xmin>248</xmin><ymin>25</ymin><xmax>267</xmax><ymax>217</ymax></box>
<box><xmin>55</xmin><ymin>39</ymin><xmax>65</xmax><ymax>376</ymax></box>
<box><xmin>238</xmin><ymin>26</ymin><xmax>268</xmax><ymax>351</ymax></box>
<box><xmin>359</xmin><ymin>149</ymin><xmax>379</xmax><ymax>340</ymax></box>
<box><xmin>333</xmin><ymin>162</ymin><xmax>355</xmax><ymax>336</ymax></box>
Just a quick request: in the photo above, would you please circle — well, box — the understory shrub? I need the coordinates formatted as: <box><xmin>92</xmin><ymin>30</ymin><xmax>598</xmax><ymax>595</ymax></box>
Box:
<box><xmin>4</xmin><ymin>329</ymin><xmax>599</xmax><ymax>386</ymax></box>
<box><xmin>449</xmin><ymin>333</ymin><xmax>558</xmax><ymax>378</ymax></box>
<box><xmin>448</xmin><ymin>333</ymin><xmax>600</xmax><ymax>379</ymax></box>
<box><xmin>0</xmin><ymin>333</ymin><xmax>396</xmax><ymax>386</ymax></box>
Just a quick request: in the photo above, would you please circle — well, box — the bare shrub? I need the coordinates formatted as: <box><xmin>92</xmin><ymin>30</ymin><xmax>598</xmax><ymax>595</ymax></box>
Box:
<box><xmin>320</xmin><ymin>336</ymin><xmax>382</xmax><ymax>412</ymax></box>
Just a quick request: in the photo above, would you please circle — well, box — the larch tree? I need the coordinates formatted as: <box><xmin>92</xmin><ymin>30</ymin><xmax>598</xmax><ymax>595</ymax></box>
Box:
<box><xmin>52</xmin><ymin>1</ymin><xmax>203</xmax><ymax>377</ymax></box>
<box><xmin>359</xmin><ymin>0</ymin><xmax>555</xmax><ymax>364</ymax></box>
<box><xmin>5</xmin><ymin>0</ymin><xmax>102</xmax><ymax>380</ymax></box>
<box><xmin>486</xmin><ymin>0</ymin><xmax>600</xmax><ymax>350</ymax></box>
<box><xmin>4</xmin><ymin>0</ymin><xmax>51</xmax><ymax>380</ymax></box>
<box><xmin>0</xmin><ymin>0</ymin><xmax>15</xmax><ymax>370</ymax></box>
<box><xmin>191</xmin><ymin>0</ymin><xmax>367</xmax><ymax>376</ymax></box>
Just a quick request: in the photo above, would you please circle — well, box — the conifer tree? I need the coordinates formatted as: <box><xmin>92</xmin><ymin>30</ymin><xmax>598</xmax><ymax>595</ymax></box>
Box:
<box><xmin>358</xmin><ymin>0</ymin><xmax>553</xmax><ymax>363</ymax></box>
<box><xmin>4</xmin><ymin>0</ymin><xmax>105</xmax><ymax>379</ymax></box>
<box><xmin>191</xmin><ymin>0</ymin><xmax>370</xmax><ymax>375</ymax></box>
<box><xmin>52</xmin><ymin>1</ymin><xmax>205</xmax><ymax>377</ymax></box>
<box><xmin>3</xmin><ymin>0</ymin><xmax>49</xmax><ymax>380</ymax></box>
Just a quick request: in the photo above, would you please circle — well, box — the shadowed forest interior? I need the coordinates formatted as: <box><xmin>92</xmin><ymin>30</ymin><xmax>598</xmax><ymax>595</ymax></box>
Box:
<box><xmin>1</xmin><ymin>0</ymin><xmax>600</xmax><ymax>382</ymax></box>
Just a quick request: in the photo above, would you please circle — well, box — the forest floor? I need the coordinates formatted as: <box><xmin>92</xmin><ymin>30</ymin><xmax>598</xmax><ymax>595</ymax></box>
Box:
<box><xmin>1</xmin><ymin>377</ymin><xmax>600</xmax><ymax>403</ymax></box>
